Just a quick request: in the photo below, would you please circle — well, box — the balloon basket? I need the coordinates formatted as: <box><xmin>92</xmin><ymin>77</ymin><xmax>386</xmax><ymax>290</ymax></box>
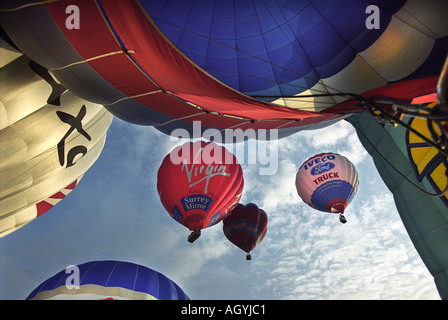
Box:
<box><xmin>246</xmin><ymin>253</ymin><xmax>252</xmax><ymax>261</ymax></box>
<box><xmin>339</xmin><ymin>214</ymin><xmax>347</xmax><ymax>224</ymax></box>
<box><xmin>188</xmin><ymin>230</ymin><xmax>201</xmax><ymax>243</ymax></box>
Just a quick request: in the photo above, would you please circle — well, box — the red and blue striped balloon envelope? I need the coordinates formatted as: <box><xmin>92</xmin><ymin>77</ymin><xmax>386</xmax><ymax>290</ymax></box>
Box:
<box><xmin>295</xmin><ymin>153</ymin><xmax>358</xmax><ymax>219</ymax></box>
<box><xmin>223</xmin><ymin>203</ymin><xmax>268</xmax><ymax>260</ymax></box>
<box><xmin>26</xmin><ymin>260</ymin><xmax>189</xmax><ymax>300</ymax></box>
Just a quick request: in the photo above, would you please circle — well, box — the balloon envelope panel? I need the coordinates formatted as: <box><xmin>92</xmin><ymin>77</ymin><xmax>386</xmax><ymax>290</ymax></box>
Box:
<box><xmin>2</xmin><ymin>0</ymin><xmax>445</xmax><ymax>137</ymax></box>
<box><xmin>26</xmin><ymin>260</ymin><xmax>190</xmax><ymax>300</ymax></box>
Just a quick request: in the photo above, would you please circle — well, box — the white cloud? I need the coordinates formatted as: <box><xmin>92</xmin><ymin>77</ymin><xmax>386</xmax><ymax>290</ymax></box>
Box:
<box><xmin>212</xmin><ymin>121</ymin><xmax>440</xmax><ymax>300</ymax></box>
<box><xmin>245</xmin><ymin>192</ymin><xmax>439</xmax><ymax>300</ymax></box>
<box><xmin>299</xmin><ymin>121</ymin><xmax>352</xmax><ymax>147</ymax></box>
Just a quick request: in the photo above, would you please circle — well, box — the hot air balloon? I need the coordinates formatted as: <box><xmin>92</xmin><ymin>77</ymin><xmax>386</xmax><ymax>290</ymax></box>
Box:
<box><xmin>0</xmin><ymin>47</ymin><xmax>113</xmax><ymax>237</ymax></box>
<box><xmin>223</xmin><ymin>203</ymin><xmax>268</xmax><ymax>260</ymax></box>
<box><xmin>157</xmin><ymin>140</ymin><xmax>244</xmax><ymax>242</ymax></box>
<box><xmin>1</xmin><ymin>0</ymin><xmax>446</xmax><ymax>140</ymax></box>
<box><xmin>26</xmin><ymin>260</ymin><xmax>189</xmax><ymax>300</ymax></box>
<box><xmin>349</xmin><ymin>109</ymin><xmax>448</xmax><ymax>299</ymax></box>
<box><xmin>295</xmin><ymin>153</ymin><xmax>359</xmax><ymax>223</ymax></box>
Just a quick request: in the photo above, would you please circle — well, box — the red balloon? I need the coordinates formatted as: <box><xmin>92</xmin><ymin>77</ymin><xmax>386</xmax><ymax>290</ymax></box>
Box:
<box><xmin>223</xmin><ymin>203</ymin><xmax>268</xmax><ymax>260</ymax></box>
<box><xmin>157</xmin><ymin>140</ymin><xmax>244</xmax><ymax>242</ymax></box>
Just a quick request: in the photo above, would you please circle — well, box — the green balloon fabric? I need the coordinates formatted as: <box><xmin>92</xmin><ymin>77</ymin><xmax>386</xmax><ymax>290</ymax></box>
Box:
<box><xmin>349</xmin><ymin>113</ymin><xmax>448</xmax><ymax>300</ymax></box>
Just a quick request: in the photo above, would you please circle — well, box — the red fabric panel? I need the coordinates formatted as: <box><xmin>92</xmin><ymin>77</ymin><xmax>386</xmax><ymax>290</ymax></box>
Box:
<box><xmin>35</xmin><ymin>180</ymin><xmax>78</xmax><ymax>216</ymax></box>
<box><xmin>46</xmin><ymin>1</ymin><xmax>161</xmax><ymax>97</ymax></box>
<box><xmin>49</xmin><ymin>191</ymin><xmax>67</xmax><ymax>200</ymax></box>
<box><xmin>45</xmin><ymin>1</ymin><xmax>121</xmax><ymax>58</ymax></box>
<box><xmin>88</xmin><ymin>56</ymin><xmax>160</xmax><ymax>97</ymax></box>
<box><xmin>65</xmin><ymin>180</ymin><xmax>78</xmax><ymax>190</ymax></box>
<box><xmin>411</xmin><ymin>93</ymin><xmax>437</xmax><ymax>104</ymax></box>
<box><xmin>369</xmin><ymin>76</ymin><xmax>438</xmax><ymax>101</ymax></box>
<box><xmin>36</xmin><ymin>201</ymin><xmax>54</xmax><ymax>217</ymax></box>
<box><xmin>335</xmin><ymin>76</ymin><xmax>438</xmax><ymax>109</ymax></box>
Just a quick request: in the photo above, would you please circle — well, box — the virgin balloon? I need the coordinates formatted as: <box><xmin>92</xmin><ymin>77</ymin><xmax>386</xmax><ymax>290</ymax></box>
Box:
<box><xmin>157</xmin><ymin>140</ymin><xmax>244</xmax><ymax>242</ymax></box>
<box><xmin>223</xmin><ymin>203</ymin><xmax>268</xmax><ymax>260</ymax></box>
<box><xmin>296</xmin><ymin>153</ymin><xmax>359</xmax><ymax>223</ymax></box>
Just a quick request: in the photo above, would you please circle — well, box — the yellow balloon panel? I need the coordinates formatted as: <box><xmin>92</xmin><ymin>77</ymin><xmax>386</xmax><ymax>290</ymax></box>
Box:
<box><xmin>406</xmin><ymin>103</ymin><xmax>448</xmax><ymax>203</ymax></box>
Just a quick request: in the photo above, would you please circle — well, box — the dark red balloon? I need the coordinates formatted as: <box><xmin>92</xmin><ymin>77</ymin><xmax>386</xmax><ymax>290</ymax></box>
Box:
<box><xmin>157</xmin><ymin>140</ymin><xmax>244</xmax><ymax>242</ymax></box>
<box><xmin>223</xmin><ymin>203</ymin><xmax>268</xmax><ymax>260</ymax></box>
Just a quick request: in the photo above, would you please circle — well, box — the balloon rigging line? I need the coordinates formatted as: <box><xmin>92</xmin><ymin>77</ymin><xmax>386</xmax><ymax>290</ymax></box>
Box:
<box><xmin>157</xmin><ymin>92</ymin><xmax>296</xmax><ymax>125</ymax></box>
<box><xmin>253</xmin><ymin>92</ymin><xmax>448</xmax><ymax>158</ymax></box>
<box><xmin>102</xmin><ymin>90</ymin><xmax>163</xmax><ymax>106</ymax></box>
<box><xmin>153</xmin><ymin>111</ymin><xmax>208</xmax><ymax>128</ymax></box>
<box><xmin>49</xmin><ymin>50</ymin><xmax>135</xmax><ymax>71</ymax></box>
<box><xmin>0</xmin><ymin>0</ymin><xmax>59</xmax><ymax>12</ymax></box>
<box><xmin>364</xmin><ymin>102</ymin><xmax>448</xmax><ymax>159</ymax></box>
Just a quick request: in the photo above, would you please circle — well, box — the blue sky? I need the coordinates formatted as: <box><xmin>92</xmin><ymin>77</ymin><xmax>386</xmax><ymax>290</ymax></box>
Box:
<box><xmin>0</xmin><ymin>116</ymin><xmax>441</xmax><ymax>300</ymax></box>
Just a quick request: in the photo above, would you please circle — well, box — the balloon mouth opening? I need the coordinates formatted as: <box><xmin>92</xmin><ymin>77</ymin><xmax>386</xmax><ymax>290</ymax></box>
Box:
<box><xmin>331</xmin><ymin>206</ymin><xmax>344</xmax><ymax>213</ymax></box>
<box><xmin>328</xmin><ymin>199</ymin><xmax>348</xmax><ymax>214</ymax></box>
